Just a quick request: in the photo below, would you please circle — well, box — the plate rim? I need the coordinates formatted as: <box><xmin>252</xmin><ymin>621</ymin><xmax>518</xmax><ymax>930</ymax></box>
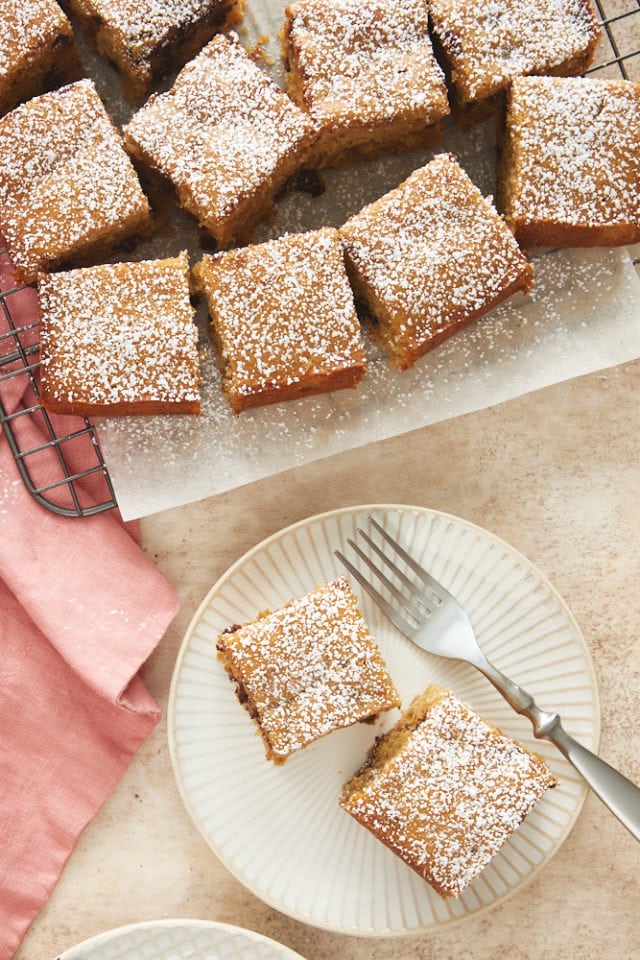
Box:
<box><xmin>57</xmin><ymin>917</ymin><xmax>307</xmax><ymax>959</ymax></box>
<box><xmin>167</xmin><ymin>502</ymin><xmax>601</xmax><ymax>937</ymax></box>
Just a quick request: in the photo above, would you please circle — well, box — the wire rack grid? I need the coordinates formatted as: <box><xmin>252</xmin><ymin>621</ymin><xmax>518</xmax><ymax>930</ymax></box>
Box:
<box><xmin>0</xmin><ymin>0</ymin><xmax>639</xmax><ymax>517</ymax></box>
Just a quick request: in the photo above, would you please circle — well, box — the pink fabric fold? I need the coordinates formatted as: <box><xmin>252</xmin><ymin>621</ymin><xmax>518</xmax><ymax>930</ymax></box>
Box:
<box><xmin>0</xmin><ymin>255</ymin><xmax>181</xmax><ymax>959</ymax></box>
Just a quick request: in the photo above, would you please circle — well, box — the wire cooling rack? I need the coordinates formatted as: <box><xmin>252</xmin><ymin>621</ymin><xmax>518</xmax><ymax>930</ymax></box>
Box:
<box><xmin>1</xmin><ymin>0</ymin><xmax>639</xmax><ymax>517</ymax></box>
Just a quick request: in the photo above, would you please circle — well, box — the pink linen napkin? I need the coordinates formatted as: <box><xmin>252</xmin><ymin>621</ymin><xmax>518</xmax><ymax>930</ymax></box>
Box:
<box><xmin>0</xmin><ymin>255</ymin><xmax>181</xmax><ymax>959</ymax></box>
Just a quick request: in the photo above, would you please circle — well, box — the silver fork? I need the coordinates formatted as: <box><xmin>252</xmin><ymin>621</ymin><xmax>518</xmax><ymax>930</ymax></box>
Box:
<box><xmin>335</xmin><ymin>516</ymin><xmax>640</xmax><ymax>843</ymax></box>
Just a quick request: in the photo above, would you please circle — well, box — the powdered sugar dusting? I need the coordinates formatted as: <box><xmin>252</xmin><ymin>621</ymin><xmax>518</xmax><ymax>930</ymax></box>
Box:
<box><xmin>286</xmin><ymin>0</ymin><xmax>448</xmax><ymax>124</ymax></box>
<box><xmin>77</xmin><ymin>0</ymin><xmax>233</xmax><ymax>53</ymax></box>
<box><xmin>0</xmin><ymin>79</ymin><xmax>150</xmax><ymax>282</ymax></box>
<box><xmin>39</xmin><ymin>253</ymin><xmax>201</xmax><ymax>409</ymax></box>
<box><xmin>216</xmin><ymin>577</ymin><xmax>400</xmax><ymax>760</ymax></box>
<box><xmin>194</xmin><ymin>227</ymin><xmax>365</xmax><ymax>406</ymax></box>
<box><xmin>340</xmin><ymin>153</ymin><xmax>531</xmax><ymax>364</ymax></box>
<box><xmin>504</xmin><ymin>76</ymin><xmax>640</xmax><ymax>228</ymax></box>
<box><xmin>341</xmin><ymin>690</ymin><xmax>556</xmax><ymax>897</ymax></box>
<box><xmin>429</xmin><ymin>0</ymin><xmax>600</xmax><ymax>102</ymax></box>
<box><xmin>0</xmin><ymin>0</ymin><xmax>69</xmax><ymax>79</ymax></box>
<box><xmin>124</xmin><ymin>33</ymin><xmax>316</xmax><ymax>231</ymax></box>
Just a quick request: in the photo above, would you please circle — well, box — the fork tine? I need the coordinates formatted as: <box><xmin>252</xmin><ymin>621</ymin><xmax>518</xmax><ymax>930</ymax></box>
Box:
<box><xmin>356</xmin><ymin>528</ymin><xmax>440</xmax><ymax>611</ymax></box>
<box><xmin>334</xmin><ymin>548</ymin><xmax>417</xmax><ymax>636</ymax></box>
<box><xmin>343</xmin><ymin>536</ymin><xmax>427</xmax><ymax>623</ymax></box>
<box><xmin>368</xmin><ymin>516</ymin><xmax>448</xmax><ymax>601</ymax></box>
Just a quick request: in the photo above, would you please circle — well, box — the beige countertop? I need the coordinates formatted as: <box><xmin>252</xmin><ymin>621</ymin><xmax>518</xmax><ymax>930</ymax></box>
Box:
<box><xmin>14</xmin><ymin>350</ymin><xmax>640</xmax><ymax>959</ymax></box>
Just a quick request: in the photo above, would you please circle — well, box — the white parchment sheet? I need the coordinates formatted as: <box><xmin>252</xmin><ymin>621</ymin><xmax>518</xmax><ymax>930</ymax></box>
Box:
<box><xmin>88</xmin><ymin>1</ymin><xmax>640</xmax><ymax>520</ymax></box>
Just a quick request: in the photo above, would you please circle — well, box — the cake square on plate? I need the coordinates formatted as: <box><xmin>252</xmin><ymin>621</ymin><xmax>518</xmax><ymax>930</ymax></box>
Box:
<box><xmin>64</xmin><ymin>0</ymin><xmax>245</xmax><ymax>101</ymax></box>
<box><xmin>428</xmin><ymin>0</ymin><xmax>601</xmax><ymax>119</ymax></box>
<box><xmin>497</xmin><ymin>76</ymin><xmax>640</xmax><ymax>248</ymax></box>
<box><xmin>340</xmin><ymin>684</ymin><xmax>557</xmax><ymax>898</ymax></box>
<box><xmin>0</xmin><ymin>0</ymin><xmax>83</xmax><ymax>117</ymax></box>
<box><xmin>38</xmin><ymin>252</ymin><xmax>202</xmax><ymax>416</ymax></box>
<box><xmin>281</xmin><ymin>0</ymin><xmax>449</xmax><ymax>167</ymax></box>
<box><xmin>192</xmin><ymin>226</ymin><xmax>367</xmax><ymax>412</ymax></box>
<box><xmin>124</xmin><ymin>33</ymin><xmax>318</xmax><ymax>249</ymax></box>
<box><xmin>339</xmin><ymin>152</ymin><xmax>532</xmax><ymax>370</ymax></box>
<box><xmin>0</xmin><ymin>79</ymin><xmax>152</xmax><ymax>285</ymax></box>
<box><xmin>216</xmin><ymin>577</ymin><xmax>401</xmax><ymax>763</ymax></box>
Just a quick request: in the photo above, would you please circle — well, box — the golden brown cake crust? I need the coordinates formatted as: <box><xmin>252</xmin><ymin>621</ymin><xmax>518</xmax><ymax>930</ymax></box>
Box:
<box><xmin>216</xmin><ymin>577</ymin><xmax>400</xmax><ymax>763</ymax></box>
<box><xmin>193</xmin><ymin>227</ymin><xmax>367</xmax><ymax>413</ymax></box>
<box><xmin>340</xmin><ymin>684</ymin><xmax>557</xmax><ymax>898</ymax></box>
<box><xmin>124</xmin><ymin>33</ymin><xmax>318</xmax><ymax>248</ymax></box>
<box><xmin>0</xmin><ymin>0</ymin><xmax>84</xmax><ymax>117</ymax></box>
<box><xmin>0</xmin><ymin>79</ymin><xmax>152</xmax><ymax>285</ymax></box>
<box><xmin>497</xmin><ymin>76</ymin><xmax>640</xmax><ymax>248</ymax></box>
<box><xmin>38</xmin><ymin>253</ymin><xmax>202</xmax><ymax>417</ymax></box>
<box><xmin>281</xmin><ymin>0</ymin><xmax>449</xmax><ymax>167</ymax></box>
<box><xmin>429</xmin><ymin>0</ymin><xmax>601</xmax><ymax>114</ymax></box>
<box><xmin>339</xmin><ymin>153</ymin><xmax>533</xmax><ymax>370</ymax></box>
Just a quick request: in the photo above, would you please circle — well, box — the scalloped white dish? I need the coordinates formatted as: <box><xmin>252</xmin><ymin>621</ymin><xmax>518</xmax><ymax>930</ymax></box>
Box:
<box><xmin>168</xmin><ymin>504</ymin><xmax>600</xmax><ymax>936</ymax></box>
<box><xmin>58</xmin><ymin>919</ymin><xmax>307</xmax><ymax>959</ymax></box>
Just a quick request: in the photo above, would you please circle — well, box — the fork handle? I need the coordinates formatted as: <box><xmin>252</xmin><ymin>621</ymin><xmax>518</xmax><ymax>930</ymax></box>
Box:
<box><xmin>477</xmin><ymin>655</ymin><xmax>640</xmax><ymax>843</ymax></box>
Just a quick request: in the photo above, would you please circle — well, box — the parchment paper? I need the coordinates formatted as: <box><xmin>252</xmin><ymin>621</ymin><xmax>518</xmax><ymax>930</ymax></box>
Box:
<box><xmin>86</xmin><ymin>1</ymin><xmax>640</xmax><ymax>520</ymax></box>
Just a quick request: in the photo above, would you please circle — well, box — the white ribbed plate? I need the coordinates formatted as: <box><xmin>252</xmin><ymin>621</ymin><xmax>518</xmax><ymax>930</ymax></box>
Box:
<box><xmin>168</xmin><ymin>504</ymin><xmax>599</xmax><ymax>936</ymax></box>
<box><xmin>58</xmin><ymin>919</ymin><xmax>306</xmax><ymax>959</ymax></box>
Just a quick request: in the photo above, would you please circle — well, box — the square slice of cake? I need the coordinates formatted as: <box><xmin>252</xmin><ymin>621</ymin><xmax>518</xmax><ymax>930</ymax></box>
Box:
<box><xmin>340</xmin><ymin>684</ymin><xmax>557</xmax><ymax>898</ymax></box>
<box><xmin>38</xmin><ymin>253</ymin><xmax>202</xmax><ymax>416</ymax></box>
<box><xmin>339</xmin><ymin>152</ymin><xmax>532</xmax><ymax>370</ymax></box>
<box><xmin>428</xmin><ymin>0</ymin><xmax>601</xmax><ymax>119</ymax></box>
<box><xmin>497</xmin><ymin>76</ymin><xmax>640</xmax><ymax>248</ymax></box>
<box><xmin>0</xmin><ymin>0</ymin><xmax>84</xmax><ymax>117</ymax></box>
<box><xmin>192</xmin><ymin>227</ymin><xmax>367</xmax><ymax>412</ymax></box>
<box><xmin>216</xmin><ymin>577</ymin><xmax>401</xmax><ymax>763</ymax></box>
<box><xmin>281</xmin><ymin>0</ymin><xmax>449</xmax><ymax>167</ymax></box>
<box><xmin>124</xmin><ymin>33</ymin><xmax>318</xmax><ymax>248</ymax></box>
<box><xmin>65</xmin><ymin>0</ymin><xmax>245</xmax><ymax>101</ymax></box>
<box><xmin>0</xmin><ymin>79</ymin><xmax>152</xmax><ymax>285</ymax></box>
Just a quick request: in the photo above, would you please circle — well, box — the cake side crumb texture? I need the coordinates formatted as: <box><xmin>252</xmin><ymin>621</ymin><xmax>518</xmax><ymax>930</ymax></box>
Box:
<box><xmin>340</xmin><ymin>685</ymin><xmax>557</xmax><ymax>897</ymax></box>
<box><xmin>38</xmin><ymin>252</ymin><xmax>202</xmax><ymax>416</ymax></box>
<box><xmin>216</xmin><ymin>577</ymin><xmax>400</xmax><ymax>762</ymax></box>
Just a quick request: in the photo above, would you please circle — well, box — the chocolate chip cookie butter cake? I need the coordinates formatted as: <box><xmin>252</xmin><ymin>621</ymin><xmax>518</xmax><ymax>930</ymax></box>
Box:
<box><xmin>0</xmin><ymin>0</ymin><xmax>83</xmax><ymax>118</ymax></box>
<box><xmin>124</xmin><ymin>33</ymin><xmax>318</xmax><ymax>249</ymax></box>
<box><xmin>428</xmin><ymin>0</ymin><xmax>601</xmax><ymax>118</ymax></box>
<box><xmin>339</xmin><ymin>153</ymin><xmax>533</xmax><ymax>371</ymax></box>
<box><xmin>39</xmin><ymin>253</ymin><xmax>202</xmax><ymax>416</ymax></box>
<box><xmin>216</xmin><ymin>577</ymin><xmax>400</xmax><ymax>763</ymax></box>
<box><xmin>340</xmin><ymin>684</ymin><xmax>557</xmax><ymax>898</ymax></box>
<box><xmin>497</xmin><ymin>76</ymin><xmax>640</xmax><ymax>248</ymax></box>
<box><xmin>193</xmin><ymin>227</ymin><xmax>367</xmax><ymax>413</ymax></box>
<box><xmin>64</xmin><ymin>0</ymin><xmax>246</xmax><ymax>101</ymax></box>
<box><xmin>281</xmin><ymin>0</ymin><xmax>450</xmax><ymax>167</ymax></box>
<box><xmin>0</xmin><ymin>79</ymin><xmax>152</xmax><ymax>286</ymax></box>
